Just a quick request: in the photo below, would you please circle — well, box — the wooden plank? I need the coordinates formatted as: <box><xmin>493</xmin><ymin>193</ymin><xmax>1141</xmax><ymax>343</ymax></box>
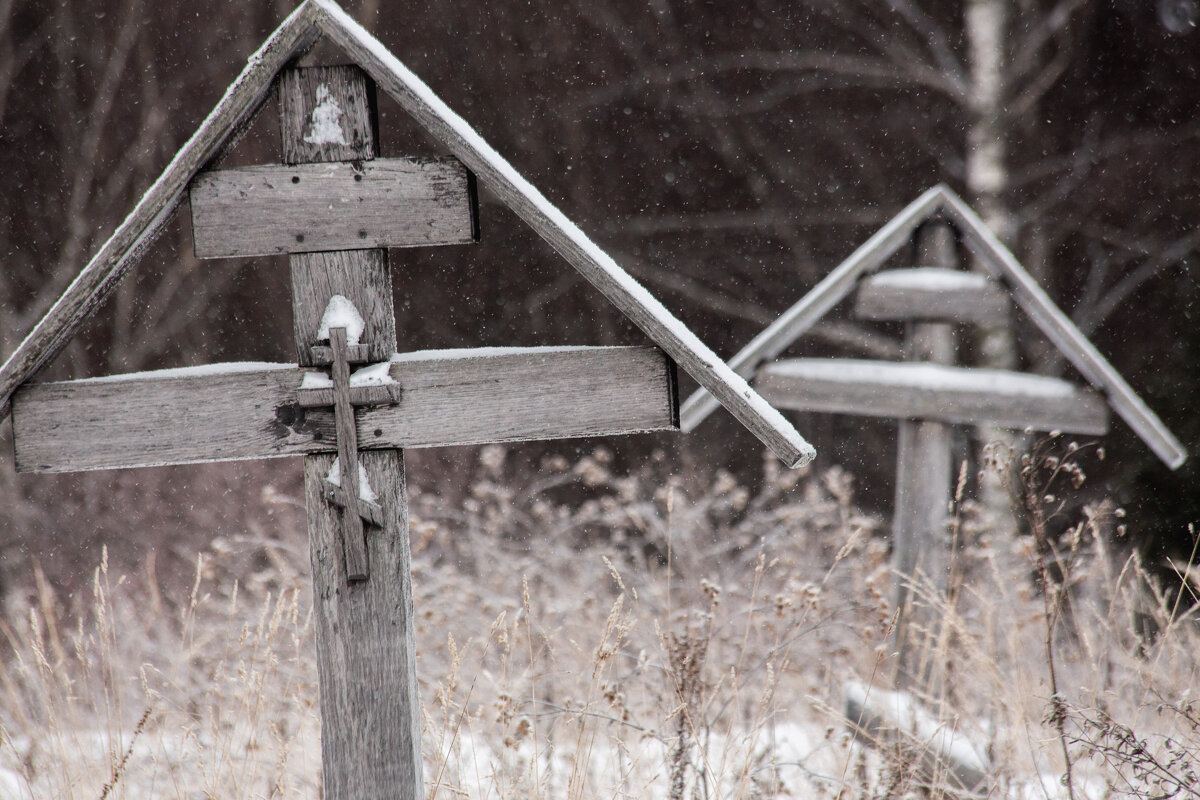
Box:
<box><xmin>892</xmin><ymin>417</ymin><xmax>953</xmax><ymax>686</ymax></box>
<box><xmin>891</xmin><ymin>223</ymin><xmax>954</xmax><ymax>693</ymax></box>
<box><xmin>678</xmin><ymin>186</ymin><xmax>948</xmax><ymax>432</ymax></box>
<box><xmin>189</xmin><ymin>158</ymin><xmax>478</xmax><ymax>257</ymax></box>
<box><xmin>291</xmin><ymin>249</ymin><xmax>396</xmax><ymax>366</ymax></box>
<box><xmin>309</xmin><ymin>0</ymin><xmax>814</xmax><ymax>468</ymax></box>
<box><xmin>11</xmin><ymin>347</ymin><xmax>679</xmax><ymax>473</ymax></box>
<box><xmin>279</xmin><ymin>64</ymin><xmax>379</xmax><ymax>165</ymax></box>
<box><xmin>298</xmin><ymin>382</ymin><xmax>402</xmax><ymax>408</ymax></box>
<box><xmin>305</xmin><ymin>449</ymin><xmax>422</xmax><ymax>797</ymax></box>
<box><xmin>855</xmin><ymin>268</ymin><xmax>1010</xmax><ymax>326</ymax></box>
<box><xmin>939</xmin><ymin>187</ymin><xmax>1188</xmax><ymax>469</ymax></box>
<box><xmin>754</xmin><ymin>358</ymin><xmax>1110</xmax><ymax>434</ymax></box>
<box><xmin>13</xmin><ymin>364</ymin><xmax>323</xmax><ymax>472</ymax></box>
<box><xmin>0</xmin><ymin>3</ymin><xmax>323</xmax><ymax>420</ymax></box>
<box><xmin>281</xmin><ymin>61</ymin><xmax>422</xmax><ymax>800</ymax></box>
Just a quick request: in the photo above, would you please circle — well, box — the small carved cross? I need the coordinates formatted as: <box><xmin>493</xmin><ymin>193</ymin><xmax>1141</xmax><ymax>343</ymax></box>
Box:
<box><xmin>298</xmin><ymin>320</ymin><xmax>401</xmax><ymax>580</ymax></box>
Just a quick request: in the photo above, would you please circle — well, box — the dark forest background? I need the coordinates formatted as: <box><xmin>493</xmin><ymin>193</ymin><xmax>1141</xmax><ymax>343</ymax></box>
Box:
<box><xmin>1</xmin><ymin>0</ymin><xmax>1197</xmax><ymax>596</ymax></box>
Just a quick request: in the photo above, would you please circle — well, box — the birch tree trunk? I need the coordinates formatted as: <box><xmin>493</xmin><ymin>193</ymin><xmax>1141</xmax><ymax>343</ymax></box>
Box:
<box><xmin>965</xmin><ymin>0</ymin><xmax>1019</xmax><ymax>524</ymax></box>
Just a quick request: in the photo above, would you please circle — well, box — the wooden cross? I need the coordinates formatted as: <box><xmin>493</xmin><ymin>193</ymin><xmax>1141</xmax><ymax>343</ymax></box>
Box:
<box><xmin>752</xmin><ymin>221</ymin><xmax>1111</xmax><ymax>689</ymax></box>
<box><xmin>299</xmin><ymin>320</ymin><xmax>404</xmax><ymax>580</ymax></box>
<box><xmin>10</xmin><ymin>63</ymin><xmax>678</xmax><ymax>798</ymax></box>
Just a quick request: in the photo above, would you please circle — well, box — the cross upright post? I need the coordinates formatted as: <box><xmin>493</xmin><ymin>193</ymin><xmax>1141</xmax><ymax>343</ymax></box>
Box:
<box><xmin>891</xmin><ymin>222</ymin><xmax>956</xmax><ymax>692</ymax></box>
<box><xmin>280</xmin><ymin>63</ymin><xmax>423</xmax><ymax>799</ymax></box>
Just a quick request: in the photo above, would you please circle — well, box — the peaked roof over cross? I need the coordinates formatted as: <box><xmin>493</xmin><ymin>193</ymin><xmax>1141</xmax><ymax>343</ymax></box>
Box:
<box><xmin>681</xmin><ymin>184</ymin><xmax>1187</xmax><ymax>470</ymax></box>
<box><xmin>0</xmin><ymin>0</ymin><xmax>814</xmax><ymax>468</ymax></box>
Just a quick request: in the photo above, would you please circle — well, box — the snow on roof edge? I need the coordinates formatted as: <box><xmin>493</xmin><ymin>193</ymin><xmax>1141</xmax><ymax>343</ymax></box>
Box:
<box><xmin>679</xmin><ymin>185</ymin><xmax>949</xmax><ymax>432</ymax></box>
<box><xmin>310</xmin><ymin>0</ymin><xmax>815</xmax><ymax>467</ymax></box>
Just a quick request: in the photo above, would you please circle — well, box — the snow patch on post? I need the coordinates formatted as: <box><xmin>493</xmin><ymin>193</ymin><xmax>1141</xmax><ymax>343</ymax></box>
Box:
<box><xmin>325</xmin><ymin>457</ymin><xmax>378</xmax><ymax>504</ymax></box>
<box><xmin>349</xmin><ymin>361</ymin><xmax>396</xmax><ymax>387</ymax></box>
<box><xmin>303</xmin><ymin>84</ymin><xmax>350</xmax><ymax>146</ymax></box>
<box><xmin>317</xmin><ymin>295</ymin><xmax>366</xmax><ymax>345</ymax></box>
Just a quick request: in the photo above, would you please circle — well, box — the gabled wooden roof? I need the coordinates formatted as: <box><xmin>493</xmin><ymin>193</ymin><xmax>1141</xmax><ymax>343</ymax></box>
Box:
<box><xmin>0</xmin><ymin>0</ymin><xmax>815</xmax><ymax>468</ymax></box>
<box><xmin>680</xmin><ymin>184</ymin><xmax>1187</xmax><ymax>470</ymax></box>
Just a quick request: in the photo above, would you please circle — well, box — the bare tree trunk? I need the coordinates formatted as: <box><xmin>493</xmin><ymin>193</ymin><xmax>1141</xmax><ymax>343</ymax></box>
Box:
<box><xmin>965</xmin><ymin>0</ymin><xmax>1019</xmax><ymax>526</ymax></box>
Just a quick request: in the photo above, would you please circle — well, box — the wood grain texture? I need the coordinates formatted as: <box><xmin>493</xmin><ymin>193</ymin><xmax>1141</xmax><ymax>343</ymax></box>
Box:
<box><xmin>279</xmin><ymin>64</ymin><xmax>379</xmax><ymax>164</ymax></box>
<box><xmin>0</xmin><ymin>3</ymin><xmax>323</xmax><ymax>420</ymax></box>
<box><xmin>290</xmin><ymin>249</ymin><xmax>396</xmax><ymax>366</ymax></box>
<box><xmin>309</xmin><ymin>0</ymin><xmax>813</xmax><ymax>468</ymax></box>
<box><xmin>305</xmin><ymin>449</ymin><xmax>422</xmax><ymax>797</ymax></box>
<box><xmin>891</xmin><ymin>417</ymin><xmax>953</xmax><ymax>690</ymax></box>
<box><xmin>328</xmin><ymin>327</ymin><xmax>369</xmax><ymax>581</ymax></box>
<box><xmin>298</xmin><ymin>382</ymin><xmax>402</xmax><ymax>408</ymax></box>
<box><xmin>939</xmin><ymin>188</ymin><xmax>1187</xmax><ymax>469</ymax></box>
<box><xmin>755</xmin><ymin>358</ymin><xmax>1110</xmax><ymax>434</ymax></box>
<box><xmin>678</xmin><ymin>186</ymin><xmax>948</xmax><ymax>432</ymax></box>
<box><xmin>854</xmin><ymin>268</ymin><xmax>1010</xmax><ymax>326</ymax></box>
<box><xmin>13</xmin><ymin>366</ymin><xmax>323</xmax><ymax>472</ymax></box>
<box><xmin>12</xmin><ymin>347</ymin><xmax>678</xmax><ymax>472</ymax></box>
<box><xmin>189</xmin><ymin>158</ymin><xmax>478</xmax><ymax>257</ymax></box>
<box><xmin>282</xmin><ymin>61</ymin><xmax>422</xmax><ymax>800</ymax></box>
<box><xmin>324</xmin><ymin>482</ymin><xmax>386</xmax><ymax>526</ymax></box>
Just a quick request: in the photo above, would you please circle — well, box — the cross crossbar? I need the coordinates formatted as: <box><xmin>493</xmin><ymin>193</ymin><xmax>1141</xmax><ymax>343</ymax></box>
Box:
<box><xmin>313</xmin><ymin>326</ymin><xmax>390</xmax><ymax>580</ymax></box>
<box><xmin>755</xmin><ymin>358</ymin><xmax>1110</xmax><ymax>434</ymax></box>
<box><xmin>11</xmin><ymin>346</ymin><xmax>678</xmax><ymax>473</ymax></box>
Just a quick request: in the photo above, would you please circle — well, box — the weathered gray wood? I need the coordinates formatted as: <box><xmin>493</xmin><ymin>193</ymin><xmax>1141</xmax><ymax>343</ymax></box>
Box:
<box><xmin>279</xmin><ymin>64</ymin><xmax>379</xmax><ymax>164</ymax></box>
<box><xmin>12</xmin><ymin>347</ymin><xmax>678</xmax><ymax>473</ymax></box>
<box><xmin>309</xmin><ymin>0</ymin><xmax>814</xmax><ymax>468</ymax></box>
<box><xmin>938</xmin><ymin>187</ymin><xmax>1187</xmax><ymax>469</ymax></box>
<box><xmin>189</xmin><ymin>158</ymin><xmax>478</xmax><ymax>257</ymax></box>
<box><xmin>892</xmin><ymin>418</ymin><xmax>953</xmax><ymax>680</ymax></box>
<box><xmin>291</xmin><ymin>249</ymin><xmax>396</xmax><ymax>366</ymax></box>
<box><xmin>0</xmin><ymin>3</ymin><xmax>323</xmax><ymax>420</ymax></box>
<box><xmin>311</xmin><ymin>342</ymin><xmax>375</xmax><ymax>366</ymax></box>
<box><xmin>305</xmin><ymin>449</ymin><xmax>422</xmax><ymax>797</ymax></box>
<box><xmin>678</xmin><ymin>186</ymin><xmax>948</xmax><ymax>432</ymax></box>
<box><xmin>755</xmin><ymin>359</ymin><xmax>1110</xmax><ymax>434</ymax></box>
<box><xmin>327</xmin><ymin>327</ymin><xmax>370</xmax><ymax>581</ymax></box>
<box><xmin>891</xmin><ymin>224</ymin><xmax>955</xmax><ymax>693</ymax></box>
<box><xmin>281</xmin><ymin>62</ymin><xmax>421</xmax><ymax>800</ymax></box>
<box><xmin>298</xmin><ymin>381</ymin><xmax>402</xmax><ymax>408</ymax></box>
<box><xmin>324</xmin><ymin>482</ymin><xmax>385</xmax><ymax>527</ymax></box>
<box><xmin>855</xmin><ymin>268</ymin><xmax>1010</xmax><ymax>326</ymax></box>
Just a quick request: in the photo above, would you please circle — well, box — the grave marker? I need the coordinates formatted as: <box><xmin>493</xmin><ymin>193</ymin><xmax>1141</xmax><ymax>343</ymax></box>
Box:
<box><xmin>681</xmin><ymin>185</ymin><xmax>1186</xmax><ymax>688</ymax></box>
<box><xmin>0</xmin><ymin>5</ymin><xmax>815</xmax><ymax>797</ymax></box>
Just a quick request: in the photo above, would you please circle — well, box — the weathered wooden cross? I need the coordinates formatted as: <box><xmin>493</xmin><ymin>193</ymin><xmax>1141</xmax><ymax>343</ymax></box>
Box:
<box><xmin>0</xmin><ymin>3</ymin><xmax>815</xmax><ymax>797</ymax></box>
<box><xmin>680</xmin><ymin>185</ymin><xmax>1186</xmax><ymax>689</ymax></box>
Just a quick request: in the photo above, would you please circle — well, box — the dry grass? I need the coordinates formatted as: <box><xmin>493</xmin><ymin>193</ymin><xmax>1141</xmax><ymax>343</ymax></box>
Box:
<box><xmin>0</xmin><ymin>442</ymin><xmax>1196</xmax><ymax>799</ymax></box>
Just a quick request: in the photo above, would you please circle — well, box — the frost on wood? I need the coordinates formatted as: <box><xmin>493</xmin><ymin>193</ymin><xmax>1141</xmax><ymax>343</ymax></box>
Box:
<box><xmin>78</xmin><ymin>362</ymin><xmax>294</xmax><ymax>383</ymax></box>
<box><xmin>325</xmin><ymin>457</ymin><xmax>378</xmax><ymax>504</ymax></box>
<box><xmin>303</xmin><ymin>83</ymin><xmax>349</xmax><ymax>146</ymax></box>
<box><xmin>768</xmin><ymin>359</ymin><xmax>1078</xmax><ymax>397</ymax></box>
<box><xmin>869</xmin><ymin>268</ymin><xmax>990</xmax><ymax>292</ymax></box>
<box><xmin>316</xmin><ymin>294</ymin><xmax>365</xmax><ymax>345</ymax></box>
<box><xmin>389</xmin><ymin>345</ymin><xmax>592</xmax><ymax>363</ymax></box>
